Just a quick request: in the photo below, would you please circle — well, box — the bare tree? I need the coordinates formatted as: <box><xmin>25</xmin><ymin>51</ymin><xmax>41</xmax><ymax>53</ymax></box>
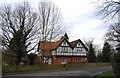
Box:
<box><xmin>38</xmin><ymin>0</ymin><xmax>65</xmax><ymax>41</ymax></box>
<box><xmin>0</xmin><ymin>2</ymin><xmax>39</xmax><ymax>65</ymax></box>
<box><xmin>97</xmin><ymin>0</ymin><xmax>120</xmax><ymax>21</ymax></box>
<box><xmin>97</xmin><ymin>1</ymin><xmax>120</xmax><ymax>77</ymax></box>
<box><xmin>36</xmin><ymin>0</ymin><xmax>65</xmax><ymax>65</ymax></box>
<box><xmin>96</xmin><ymin>0</ymin><xmax>120</xmax><ymax>44</ymax></box>
<box><xmin>106</xmin><ymin>23</ymin><xmax>120</xmax><ymax>43</ymax></box>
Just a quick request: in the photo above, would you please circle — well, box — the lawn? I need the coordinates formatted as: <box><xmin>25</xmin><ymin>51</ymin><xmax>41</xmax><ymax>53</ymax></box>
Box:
<box><xmin>94</xmin><ymin>70</ymin><xmax>116</xmax><ymax>78</ymax></box>
<box><xmin>3</xmin><ymin>62</ymin><xmax>111</xmax><ymax>74</ymax></box>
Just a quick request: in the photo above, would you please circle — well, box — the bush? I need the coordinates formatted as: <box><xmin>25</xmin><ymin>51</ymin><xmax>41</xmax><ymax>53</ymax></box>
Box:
<box><xmin>111</xmin><ymin>52</ymin><xmax>120</xmax><ymax>78</ymax></box>
<box><xmin>28</xmin><ymin>53</ymin><xmax>37</xmax><ymax>65</ymax></box>
<box><xmin>2</xmin><ymin>65</ymin><xmax>10</xmax><ymax>73</ymax></box>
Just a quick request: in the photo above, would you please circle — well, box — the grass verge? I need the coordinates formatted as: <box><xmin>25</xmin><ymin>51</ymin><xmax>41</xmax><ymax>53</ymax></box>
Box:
<box><xmin>3</xmin><ymin>62</ymin><xmax>111</xmax><ymax>74</ymax></box>
<box><xmin>94</xmin><ymin>70</ymin><xmax>116</xmax><ymax>78</ymax></box>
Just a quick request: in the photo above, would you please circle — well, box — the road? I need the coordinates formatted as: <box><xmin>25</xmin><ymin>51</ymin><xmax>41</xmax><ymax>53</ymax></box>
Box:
<box><xmin>2</xmin><ymin>66</ymin><xmax>112</xmax><ymax>78</ymax></box>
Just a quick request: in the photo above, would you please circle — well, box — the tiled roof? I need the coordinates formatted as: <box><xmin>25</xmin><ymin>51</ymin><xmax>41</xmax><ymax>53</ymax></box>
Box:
<box><xmin>70</xmin><ymin>39</ymin><xmax>88</xmax><ymax>51</ymax></box>
<box><xmin>38</xmin><ymin>37</ymin><xmax>65</xmax><ymax>51</ymax></box>
<box><xmin>70</xmin><ymin>39</ymin><xmax>79</xmax><ymax>48</ymax></box>
<box><xmin>38</xmin><ymin>33</ymin><xmax>88</xmax><ymax>52</ymax></box>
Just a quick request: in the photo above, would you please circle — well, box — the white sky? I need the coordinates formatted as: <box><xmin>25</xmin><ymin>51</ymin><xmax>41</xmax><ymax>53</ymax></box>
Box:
<box><xmin>0</xmin><ymin>0</ymin><xmax>109</xmax><ymax>48</ymax></box>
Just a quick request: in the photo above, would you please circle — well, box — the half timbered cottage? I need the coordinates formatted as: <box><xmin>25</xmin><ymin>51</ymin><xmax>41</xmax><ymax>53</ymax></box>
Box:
<box><xmin>36</xmin><ymin>33</ymin><xmax>88</xmax><ymax>64</ymax></box>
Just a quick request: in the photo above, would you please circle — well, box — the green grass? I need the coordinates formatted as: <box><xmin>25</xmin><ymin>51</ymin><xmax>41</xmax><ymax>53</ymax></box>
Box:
<box><xmin>3</xmin><ymin>62</ymin><xmax>112</xmax><ymax>74</ymax></box>
<box><xmin>66</xmin><ymin>62</ymin><xmax>111</xmax><ymax>70</ymax></box>
<box><xmin>3</xmin><ymin>64</ymin><xmax>66</xmax><ymax>74</ymax></box>
<box><xmin>82</xmin><ymin>62</ymin><xmax>111</xmax><ymax>67</ymax></box>
<box><xmin>94</xmin><ymin>70</ymin><xmax>116</xmax><ymax>78</ymax></box>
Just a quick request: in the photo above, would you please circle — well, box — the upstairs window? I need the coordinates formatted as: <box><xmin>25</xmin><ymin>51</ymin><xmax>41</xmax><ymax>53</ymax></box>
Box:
<box><xmin>61</xmin><ymin>40</ymin><xmax>68</xmax><ymax>46</ymax></box>
<box><xmin>76</xmin><ymin>43</ymin><xmax>82</xmax><ymax>47</ymax></box>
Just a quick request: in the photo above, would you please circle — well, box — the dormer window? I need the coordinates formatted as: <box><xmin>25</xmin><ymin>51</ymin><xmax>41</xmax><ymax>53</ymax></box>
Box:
<box><xmin>76</xmin><ymin>43</ymin><xmax>82</xmax><ymax>47</ymax></box>
<box><xmin>61</xmin><ymin>40</ymin><xmax>68</xmax><ymax>46</ymax></box>
<box><xmin>63</xmin><ymin>41</ymin><xmax>66</xmax><ymax>46</ymax></box>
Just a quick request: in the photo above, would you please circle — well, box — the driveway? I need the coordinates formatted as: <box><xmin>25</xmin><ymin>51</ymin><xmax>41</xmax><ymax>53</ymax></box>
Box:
<box><xmin>2</xmin><ymin>66</ymin><xmax>112</xmax><ymax>78</ymax></box>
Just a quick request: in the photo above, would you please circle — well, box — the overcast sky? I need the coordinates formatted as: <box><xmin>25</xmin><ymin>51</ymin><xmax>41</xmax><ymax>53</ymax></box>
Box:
<box><xmin>0</xmin><ymin>0</ymin><xmax>109</xmax><ymax>48</ymax></box>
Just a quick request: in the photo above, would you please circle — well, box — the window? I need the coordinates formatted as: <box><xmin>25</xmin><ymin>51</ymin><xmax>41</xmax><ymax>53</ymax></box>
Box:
<box><xmin>75</xmin><ymin>48</ymin><xmax>77</xmax><ymax>52</ymax></box>
<box><xmin>63</xmin><ymin>41</ymin><xmax>66</xmax><ymax>46</ymax></box>
<box><xmin>76</xmin><ymin>58</ymin><xmax>80</xmax><ymax>62</ymax></box>
<box><xmin>77</xmin><ymin>43</ymin><xmax>81</xmax><ymax>47</ymax></box>
<box><xmin>77</xmin><ymin>43</ymin><xmax>79</xmax><ymax>47</ymax></box>
<box><xmin>61</xmin><ymin>47</ymin><xmax>68</xmax><ymax>53</ymax></box>
<box><xmin>61</xmin><ymin>58</ymin><xmax>67</xmax><ymax>64</ymax></box>
<box><xmin>61</xmin><ymin>41</ymin><xmax>66</xmax><ymax>46</ymax></box>
<box><xmin>57</xmin><ymin>47</ymin><xmax>61</xmax><ymax>52</ymax></box>
<box><xmin>65</xmin><ymin>47</ymin><xmax>68</xmax><ymax>52</ymax></box>
<box><xmin>68</xmin><ymin>47</ymin><xmax>72</xmax><ymax>52</ymax></box>
<box><xmin>61</xmin><ymin>40</ymin><xmax>68</xmax><ymax>46</ymax></box>
<box><xmin>80</xmin><ymin>48</ymin><xmax>82</xmax><ymax>52</ymax></box>
<box><xmin>77</xmin><ymin>48</ymin><xmax>80</xmax><ymax>52</ymax></box>
<box><xmin>44</xmin><ymin>57</ymin><xmax>49</xmax><ymax>63</ymax></box>
<box><xmin>63</xmin><ymin>47</ymin><xmax>65</xmax><ymax>51</ymax></box>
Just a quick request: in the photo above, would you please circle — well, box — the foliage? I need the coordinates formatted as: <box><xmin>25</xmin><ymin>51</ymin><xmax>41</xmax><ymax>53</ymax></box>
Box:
<box><xmin>10</xmin><ymin>30</ymin><xmax>27</xmax><ymax>65</ymax></box>
<box><xmin>111</xmin><ymin>52</ymin><xmax>120</xmax><ymax>78</ymax></box>
<box><xmin>87</xmin><ymin>43</ymin><xmax>96</xmax><ymax>63</ymax></box>
<box><xmin>28</xmin><ymin>53</ymin><xmax>38</xmax><ymax>65</ymax></box>
<box><xmin>96</xmin><ymin>52</ymin><xmax>103</xmax><ymax>62</ymax></box>
<box><xmin>0</xmin><ymin>2</ymin><xmax>38</xmax><ymax>65</ymax></box>
<box><xmin>97</xmin><ymin>1</ymin><xmax>120</xmax><ymax>78</ymax></box>
<box><xmin>84</xmin><ymin>38</ymin><xmax>96</xmax><ymax>63</ymax></box>
<box><xmin>2</xmin><ymin>52</ymin><xmax>16</xmax><ymax>65</ymax></box>
<box><xmin>102</xmin><ymin>42</ymin><xmax>112</xmax><ymax>62</ymax></box>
